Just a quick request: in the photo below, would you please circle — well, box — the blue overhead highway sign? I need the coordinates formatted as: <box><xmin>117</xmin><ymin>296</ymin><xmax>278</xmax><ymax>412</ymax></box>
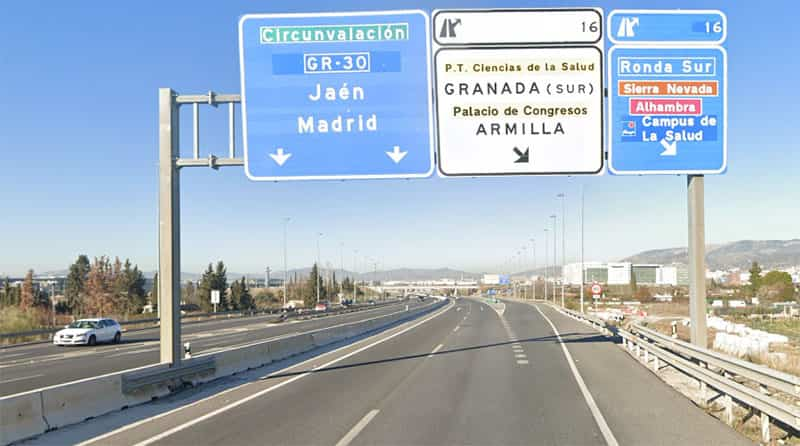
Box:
<box><xmin>238</xmin><ymin>11</ymin><xmax>434</xmax><ymax>181</ymax></box>
<box><xmin>607</xmin><ymin>9</ymin><xmax>727</xmax><ymax>176</ymax></box>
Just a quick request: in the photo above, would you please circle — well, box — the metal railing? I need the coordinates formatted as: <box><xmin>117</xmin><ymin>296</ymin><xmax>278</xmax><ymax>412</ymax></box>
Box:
<box><xmin>555</xmin><ymin>306</ymin><xmax>800</xmax><ymax>443</ymax></box>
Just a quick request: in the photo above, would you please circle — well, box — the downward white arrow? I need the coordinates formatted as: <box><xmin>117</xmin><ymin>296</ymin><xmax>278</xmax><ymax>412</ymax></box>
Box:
<box><xmin>386</xmin><ymin>145</ymin><xmax>407</xmax><ymax>164</ymax></box>
<box><xmin>269</xmin><ymin>148</ymin><xmax>292</xmax><ymax>166</ymax></box>
<box><xmin>660</xmin><ymin>139</ymin><xmax>677</xmax><ymax>156</ymax></box>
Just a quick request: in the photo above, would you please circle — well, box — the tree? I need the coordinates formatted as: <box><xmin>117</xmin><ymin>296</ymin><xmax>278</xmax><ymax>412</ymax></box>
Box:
<box><xmin>212</xmin><ymin>261</ymin><xmax>229</xmax><ymax>310</ymax></box>
<box><xmin>749</xmin><ymin>261</ymin><xmax>763</xmax><ymax>293</ymax></box>
<box><xmin>19</xmin><ymin>270</ymin><xmax>35</xmax><ymax>310</ymax></box>
<box><xmin>629</xmin><ymin>270</ymin><xmax>638</xmax><ymax>294</ymax></box>
<box><xmin>1</xmin><ymin>277</ymin><xmax>18</xmax><ymax>307</ymax></box>
<box><xmin>229</xmin><ymin>277</ymin><xmax>254</xmax><ymax>311</ymax></box>
<box><xmin>65</xmin><ymin>255</ymin><xmax>90</xmax><ymax>315</ymax></box>
<box><xmin>762</xmin><ymin>271</ymin><xmax>793</xmax><ymax>287</ymax></box>
<box><xmin>85</xmin><ymin>256</ymin><xmax>114</xmax><ymax>316</ymax></box>
<box><xmin>197</xmin><ymin>262</ymin><xmax>228</xmax><ymax>312</ymax></box>
<box><xmin>305</xmin><ymin>263</ymin><xmax>324</xmax><ymax>308</ymax></box>
<box><xmin>182</xmin><ymin>281</ymin><xmax>198</xmax><ymax>305</ymax></box>
<box><xmin>197</xmin><ymin>264</ymin><xmax>214</xmax><ymax>312</ymax></box>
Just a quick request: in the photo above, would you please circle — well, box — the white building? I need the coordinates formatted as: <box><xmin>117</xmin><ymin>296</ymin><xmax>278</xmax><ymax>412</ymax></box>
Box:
<box><xmin>607</xmin><ymin>262</ymin><xmax>632</xmax><ymax>285</ymax></box>
<box><xmin>563</xmin><ymin>262</ymin><xmax>606</xmax><ymax>285</ymax></box>
<box><xmin>657</xmin><ymin>266</ymin><xmax>678</xmax><ymax>286</ymax></box>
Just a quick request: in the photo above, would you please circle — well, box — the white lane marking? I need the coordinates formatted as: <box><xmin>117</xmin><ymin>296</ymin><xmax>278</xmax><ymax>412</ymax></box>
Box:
<box><xmin>428</xmin><ymin>344</ymin><xmax>444</xmax><ymax>357</ymax></box>
<box><xmin>534</xmin><ymin>304</ymin><xmax>619</xmax><ymax>446</ymax></box>
<box><xmin>335</xmin><ymin>409</ymin><xmax>380</xmax><ymax>446</ymax></box>
<box><xmin>0</xmin><ymin>373</ymin><xmax>44</xmax><ymax>384</ymax></box>
<box><xmin>514</xmin><ymin>354</ymin><xmax>527</xmax><ymax>359</ymax></box>
<box><xmin>452</xmin><ymin>326</ymin><xmax>460</xmax><ymax>333</ymax></box>
<box><xmin>480</xmin><ymin>307</ymin><xmax>484</xmax><ymax>312</ymax></box>
<box><xmin>516</xmin><ymin>360</ymin><xmax>529</xmax><ymax>365</ymax></box>
<box><xmin>117</xmin><ymin>302</ymin><xmax>453</xmax><ymax>446</ymax></box>
<box><xmin>106</xmin><ymin>349</ymin><xmax>151</xmax><ymax>359</ymax></box>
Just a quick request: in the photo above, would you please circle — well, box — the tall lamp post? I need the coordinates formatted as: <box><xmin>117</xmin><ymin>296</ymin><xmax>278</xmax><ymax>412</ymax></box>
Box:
<box><xmin>316</xmin><ymin>232</ymin><xmax>323</xmax><ymax>304</ymax></box>
<box><xmin>544</xmin><ymin>228</ymin><xmax>549</xmax><ymax>302</ymax></box>
<box><xmin>530</xmin><ymin>238</ymin><xmax>536</xmax><ymax>301</ymax></box>
<box><xmin>557</xmin><ymin>193</ymin><xmax>566</xmax><ymax>308</ymax></box>
<box><xmin>282</xmin><ymin>217</ymin><xmax>290</xmax><ymax>307</ymax></box>
<box><xmin>549</xmin><ymin>215</ymin><xmax>557</xmax><ymax>304</ymax></box>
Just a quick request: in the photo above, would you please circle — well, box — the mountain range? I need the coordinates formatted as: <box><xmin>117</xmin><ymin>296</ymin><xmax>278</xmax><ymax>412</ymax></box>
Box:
<box><xmin>621</xmin><ymin>239</ymin><xmax>800</xmax><ymax>270</ymax></box>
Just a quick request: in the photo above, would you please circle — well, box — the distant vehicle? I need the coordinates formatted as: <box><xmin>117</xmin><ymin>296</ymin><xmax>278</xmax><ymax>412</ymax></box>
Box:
<box><xmin>315</xmin><ymin>303</ymin><xmax>328</xmax><ymax>311</ymax></box>
<box><xmin>53</xmin><ymin>318</ymin><xmax>121</xmax><ymax>346</ymax></box>
<box><xmin>368</xmin><ymin>300</ymin><xmax>376</xmax><ymax>305</ymax></box>
<box><xmin>180</xmin><ymin>303</ymin><xmax>201</xmax><ymax>315</ymax></box>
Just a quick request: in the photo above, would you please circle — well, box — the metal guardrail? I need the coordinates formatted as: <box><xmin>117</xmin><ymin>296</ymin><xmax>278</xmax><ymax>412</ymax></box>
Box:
<box><xmin>555</xmin><ymin>305</ymin><xmax>800</xmax><ymax>443</ymax></box>
<box><xmin>0</xmin><ymin>299</ymin><xmax>401</xmax><ymax>343</ymax></box>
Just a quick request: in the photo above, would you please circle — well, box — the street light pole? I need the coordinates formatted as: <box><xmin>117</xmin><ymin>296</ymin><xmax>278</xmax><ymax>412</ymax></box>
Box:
<box><xmin>557</xmin><ymin>193</ymin><xmax>566</xmax><ymax>308</ymax></box>
<box><xmin>353</xmin><ymin>249</ymin><xmax>359</xmax><ymax>302</ymax></box>
<box><xmin>530</xmin><ymin>238</ymin><xmax>536</xmax><ymax>301</ymax></box>
<box><xmin>316</xmin><ymin>232</ymin><xmax>323</xmax><ymax>305</ymax></box>
<box><xmin>282</xmin><ymin>217</ymin><xmax>290</xmax><ymax>307</ymax></box>
<box><xmin>544</xmin><ymin>228</ymin><xmax>549</xmax><ymax>302</ymax></box>
<box><xmin>580</xmin><ymin>185</ymin><xmax>585</xmax><ymax>313</ymax></box>
<box><xmin>550</xmin><ymin>215</ymin><xmax>557</xmax><ymax>304</ymax></box>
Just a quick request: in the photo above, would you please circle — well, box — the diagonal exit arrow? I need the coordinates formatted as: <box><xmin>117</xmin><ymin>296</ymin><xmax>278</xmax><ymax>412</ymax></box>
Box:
<box><xmin>660</xmin><ymin>139</ymin><xmax>677</xmax><ymax>156</ymax></box>
<box><xmin>269</xmin><ymin>148</ymin><xmax>292</xmax><ymax>166</ymax></box>
<box><xmin>513</xmin><ymin>147</ymin><xmax>529</xmax><ymax>163</ymax></box>
<box><xmin>386</xmin><ymin>145</ymin><xmax>408</xmax><ymax>164</ymax></box>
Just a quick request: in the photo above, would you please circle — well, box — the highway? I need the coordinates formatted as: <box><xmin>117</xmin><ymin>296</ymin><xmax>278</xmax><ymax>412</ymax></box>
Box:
<box><xmin>27</xmin><ymin>298</ymin><xmax>752</xmax><ymax>446</ymax></box>
<box><xmin>0</xmin><ymin>300</ymin><xmax>424</xmax><ymax>396</ymax></box>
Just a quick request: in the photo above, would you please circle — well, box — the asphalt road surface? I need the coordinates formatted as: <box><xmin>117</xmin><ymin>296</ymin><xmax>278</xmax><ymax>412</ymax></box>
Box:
<box><xmin>27</xmin><ymin>297</ymin><xmax>752</xmax><ymax>446</ymax></box>
<box><xmin>0</xmin><ymin>300</ymin><xmax>424</xmax><ymax>396</ymax></box>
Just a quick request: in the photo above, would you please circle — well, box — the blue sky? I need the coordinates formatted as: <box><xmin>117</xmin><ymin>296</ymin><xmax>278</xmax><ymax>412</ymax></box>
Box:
<box><xmin>0</xmin><ymin>0</ymin><xmax>796</xmax><ymax>277</ymax></box>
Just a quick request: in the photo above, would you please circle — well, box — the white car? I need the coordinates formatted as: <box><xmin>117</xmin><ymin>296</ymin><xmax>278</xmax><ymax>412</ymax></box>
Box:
<box><xmin>53</xmin><ymin>318</ymin><xmax>122</xmax><ymax>346</ymax></box>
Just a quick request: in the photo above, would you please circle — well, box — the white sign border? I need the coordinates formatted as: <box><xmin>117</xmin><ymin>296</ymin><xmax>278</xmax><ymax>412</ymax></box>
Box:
<box><xmin>433</xmin><ymin>7</ymin><xmax>604</xmax><ymax>47</ymax></box>
<box><xmin>607</xmin><ymin>9</ymin><xmax>728</xmax><ymax>46</ymax></box>
<box><xmin>607</xmin><ymin>44</ymin><xmax>728</xmax><ymax>176</ymax></box>
<box><xmin>238</xmin><ymin>10</ymin><xmax>435</xmax><ymax>182</ymax></box>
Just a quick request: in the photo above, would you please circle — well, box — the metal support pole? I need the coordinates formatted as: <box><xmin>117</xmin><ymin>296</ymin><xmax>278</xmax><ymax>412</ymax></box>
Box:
<box><xmin>580</xmin><ymin>184</ymin><xmax>585</xmax><ymax>313</ymax></box>
<box><xmin>559</xmin><ymin>194</ymin><xmax>566</xmax><ymax>308</ymax></box>
<box><xmin>544</xmin><ymin>229</ymin><xmax>549</xmax><ymax>303</ymax></box>
<box><xmin>158</xmin><ymin>88</ymin><xmax>182</xmax><ymax>367</ymax></box>
<box><xmin>688</xmin><ymin>175</ymin><xmax>708</xmax><ymax>348</ymax></box>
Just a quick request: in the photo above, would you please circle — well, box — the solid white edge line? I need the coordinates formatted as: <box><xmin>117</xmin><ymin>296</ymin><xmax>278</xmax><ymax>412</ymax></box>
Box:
<box><xmin>115</xmin><ymin>301</ymin><xmax>453</xmax><ymax>446</ymax></box>
<box><xmin>0</xmin><ymin>374</ymin><xmax>44</xmax><ymax>384</ymax></box>
<box><xmin>533</xmin><ymin>304</ymin><xmax>619</xmax><ymax>446</ymax></box>
<box><xmin>428</xmin><ymin>343</ymin><xmax>444</xmax><ymax>357</ymax></box>
<box><xmin>334</xmin><ymin>409</ymin><xmax>380</xmax><ymax>446</ymax></box>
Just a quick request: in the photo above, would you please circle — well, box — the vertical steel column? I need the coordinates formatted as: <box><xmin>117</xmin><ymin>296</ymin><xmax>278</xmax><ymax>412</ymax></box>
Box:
<box><xmin>158</xmin><ymin>88</ymin><xmax>182</xmax><ymax>366</ymax></box>
<box><xmin>688</xmin><ymin>175</ymin><xmax>708</xmax><ymax>348</ymax></box>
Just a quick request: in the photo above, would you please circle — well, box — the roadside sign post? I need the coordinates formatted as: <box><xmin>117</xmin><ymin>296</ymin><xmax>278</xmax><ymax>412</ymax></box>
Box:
<box><xmin>433</xmin><ymin>9</ymin><xmax>604</xmax><ymax>176</ymax></box>
<box><xmin>591</xmin><ymin>283</ymin><xmax>602</xmax><ymax>301</ymax></box>
<box><xmin>608</xmin><ymin>9</ymin><xmax>727</xmax><ymax>348</ymax></box>
<box><xmin>238</xmin><ymin>11</ymin><xmax>434</xmax><ymax>181</ymax></box>
<box><xmin>211</xmin><ymin>290</ymin><xmax>221</xmax><ymax>313</ymax></box>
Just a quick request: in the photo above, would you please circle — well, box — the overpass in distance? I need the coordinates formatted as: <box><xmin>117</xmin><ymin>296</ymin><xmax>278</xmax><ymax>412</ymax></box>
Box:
<box><xmin>14</xmin><ymin>297</ymin><xmax>752</xmax><ymax>446</ymax></box>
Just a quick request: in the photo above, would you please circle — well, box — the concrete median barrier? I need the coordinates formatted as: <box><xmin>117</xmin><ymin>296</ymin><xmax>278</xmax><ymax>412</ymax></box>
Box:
<box><xmin>40</xmin><ymin>372</ymin><xmax>155</xmax><ymax>431</ymax></box>
<box><xmin>268</xmin><ymin>333</ymin><xmax>315</xmax><ymax>362</ymax></box>
<box><xmin>214</xmin><ymin>342</ymin><xmax>272</xmax><ymax>377</ymax></box>
<box><xmin>1</xmin><ymin>300</ymin><xmax>447</xmax><ymax>445</ymax></box>
<box><xmin>0</xmin><ymin>391</ymin><xmax>47</xmax><ymax>445</ymax></box>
